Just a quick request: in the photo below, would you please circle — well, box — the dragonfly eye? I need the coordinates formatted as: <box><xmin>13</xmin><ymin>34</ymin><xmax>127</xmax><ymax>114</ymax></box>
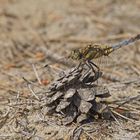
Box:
<box><xmin>70</xmin><ymin>49</ymin><xmax>82</xmax><ymax>60</ymax></box>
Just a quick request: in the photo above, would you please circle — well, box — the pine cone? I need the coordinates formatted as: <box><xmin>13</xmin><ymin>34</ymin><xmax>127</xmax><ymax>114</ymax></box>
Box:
<box><xmin>44</xmin><ymin>64</ymin><xmax>111</xmax><ymax>124</ymax></box>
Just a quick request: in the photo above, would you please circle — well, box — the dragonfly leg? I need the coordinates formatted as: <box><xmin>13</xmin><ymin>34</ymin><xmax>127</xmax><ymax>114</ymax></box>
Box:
<box><xmin>77</xmin><ymin>61</ymin><xmax>82</xmax><ymax>69</ymax></box>
<box><xmin>82</xmin><ymin>61</ymin><xmax>100</xmax><ymax>85</ymax></box>
<box><xmin>87</xmin><ymin>60</ymin><xmax>101</xmax><ymax>81</ymax></box>
<box><xmin>85</xmin><ymin>61</ymin><xmax>96</xmax><ymax>74</ymax></box>
<box><xmin>88</xmin><ymin>60</ymin><xmax>100</xmax><ymax>72</ymax></box>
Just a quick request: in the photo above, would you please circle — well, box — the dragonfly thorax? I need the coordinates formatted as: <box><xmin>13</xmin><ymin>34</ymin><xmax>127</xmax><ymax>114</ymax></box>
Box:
<box><xmin>81</xmin><ymin>44</ymin><xmax>114</xmax><ymax>60</ymax></box>
<box><xmin>69</xmin><ymin>44</ymin><xmax>114</xmax><ymax>61</ymax></box>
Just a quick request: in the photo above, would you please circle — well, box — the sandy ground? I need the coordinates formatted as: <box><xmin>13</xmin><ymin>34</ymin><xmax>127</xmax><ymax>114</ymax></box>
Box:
<box><xmin>0</xmin><ymin>0</ymin><xmax>140</xmax><ymax>139</ymax></box>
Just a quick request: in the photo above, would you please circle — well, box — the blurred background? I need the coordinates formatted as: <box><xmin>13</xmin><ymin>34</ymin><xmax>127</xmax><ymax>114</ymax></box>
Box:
<box><xmin>0</xmin><ymin>1</ymin><xmax>140</xmax><ymax>139</ymax></box>
<box><xmin>0</xmin><ymin>0</ymin><xmax>140</xmax><ymax>98</ymax></box>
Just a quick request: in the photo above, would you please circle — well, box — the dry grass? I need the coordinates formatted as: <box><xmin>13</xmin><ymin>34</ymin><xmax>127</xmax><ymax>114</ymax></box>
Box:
<box><xmin>0</xmin><ymin>0</ymin><xmax>140</xmax><ymax>139</ymax></box>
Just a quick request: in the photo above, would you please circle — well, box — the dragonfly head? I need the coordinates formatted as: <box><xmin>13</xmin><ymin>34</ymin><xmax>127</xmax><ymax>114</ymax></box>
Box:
<box><xmin>69</xmin><ymin>49</ymin><xmax>82</xmax><ymax>60</ymax></box>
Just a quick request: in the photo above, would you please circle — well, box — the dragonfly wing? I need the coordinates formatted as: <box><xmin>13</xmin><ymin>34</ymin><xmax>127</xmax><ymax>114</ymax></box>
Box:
<box><xmin>92</xmin><ymin>55</ymin><xmax>109</xmax><ymax>71</ymax></box>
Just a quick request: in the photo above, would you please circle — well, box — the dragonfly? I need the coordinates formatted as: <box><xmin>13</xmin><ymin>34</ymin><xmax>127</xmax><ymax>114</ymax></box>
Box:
<box><xmin>45</xmin><ymin>34</ymin><xmax>140</xmax><ymax>76</ymax></box>
<box><xmin>68</xmin><ymin>34</ymin><xmax>140</xmax><ymax>74</ymax></box>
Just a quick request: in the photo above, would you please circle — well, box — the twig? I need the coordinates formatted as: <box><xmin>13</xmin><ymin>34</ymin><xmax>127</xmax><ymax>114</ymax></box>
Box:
<box><xmin>111</xmin><ymin>110</ymin><xmax>135</xmax><ymax>122</ymax></box>
<box><xmin>22</xmin><ymin>77</ymin><xmax>45</xmax><ymax>90</ymax></box>
<box><xmin>109</xmin><ymin>109</ymin><xmax>122</xmax><ymax>127</ymax></box>
<box><xmin>116</xmin><ymin>94</ymin><xmax>140</xmax><ymax>108</ymax></box>
<box><xmin>28</xmin><ymin>84</ymin><xmax>40</xmax><ymax>100</ymax></box>
<box><xmin>15</xmin><ymin>91</ymin><xmax>20</xmax><ymax>105</ymax></box>
<box><xmin>83</xmin><ymin>129</ymin><xmax>94</xmax><ymax>140</ymax></box>
<box><xmin>32</xmin><ymin>64</ymin><xmax>42</xmax><ymax>85</ymax></box>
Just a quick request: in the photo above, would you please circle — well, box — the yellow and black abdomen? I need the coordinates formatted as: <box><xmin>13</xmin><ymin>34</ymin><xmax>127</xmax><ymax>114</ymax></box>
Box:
<box><xmin>103</xmin><ymin>46</ymin><xmax>114</xmax><ymax>56</ymax></box>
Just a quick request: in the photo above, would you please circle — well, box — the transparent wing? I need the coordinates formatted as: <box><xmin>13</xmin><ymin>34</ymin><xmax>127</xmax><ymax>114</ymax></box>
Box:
<box><xmin>100</xmin><ymin>46</ymin><xmax>130</xmax><ymax>82</ymax></box>
<box><xmin>92</xmin><ymin>53</ymin><xmax>120</xmax><ymax>82</ymax></box>
<box><xmin>92</xmin><ymin>55</ymin><xmax>109</xmax><ymax>71</ymax></box>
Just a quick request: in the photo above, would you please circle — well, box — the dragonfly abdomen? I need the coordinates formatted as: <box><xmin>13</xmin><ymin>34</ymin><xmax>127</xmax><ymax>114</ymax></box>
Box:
<box><xmin>111</xmin><ymin>34</ymin><xmax>140</xmax><ymax>50</ymax></box>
